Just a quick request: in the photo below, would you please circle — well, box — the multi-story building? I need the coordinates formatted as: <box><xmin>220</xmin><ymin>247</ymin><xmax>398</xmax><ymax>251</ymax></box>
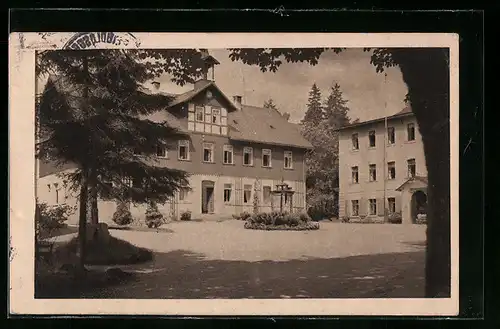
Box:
<box><xmin>37</xmin><ymin>52</ymin><xmax>312</xmax><ymax>224</ymax></box>
<box><xmin>337</xmin><ymin>107</ymin><xmax>428</xmax><ymax>224</ymax></box>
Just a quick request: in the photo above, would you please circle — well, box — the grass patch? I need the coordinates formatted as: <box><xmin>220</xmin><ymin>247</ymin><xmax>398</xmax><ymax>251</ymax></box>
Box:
<box><xmin>58</xmin><ymin>235</ymin><xmax>153</xmax><ymax>265</ymax></box>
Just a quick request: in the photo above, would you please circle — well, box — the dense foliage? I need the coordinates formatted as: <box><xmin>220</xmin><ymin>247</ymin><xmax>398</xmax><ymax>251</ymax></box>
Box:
<box><xmin>111</xmin><ymin>201</ymin><xmax>133</xmax><ymax>226</ymax></box>
<box><xmin>301</xmin><ymin>83</ymin><xmax>351</xmax><ymax>220</ymax></box>
<box><xmin>145</xmin><ymin>202</ymin><xmax>164</xmax><ymax>228</ymax></box>
<box><xmin>35</xmin><ymin>202</ymin><xmax>76</xmax><ymax>240</ymax></box>
<box><xmin>244</xmin><ymin>211</ymin><xmax>319</xmax><ymax>231</ymax></box>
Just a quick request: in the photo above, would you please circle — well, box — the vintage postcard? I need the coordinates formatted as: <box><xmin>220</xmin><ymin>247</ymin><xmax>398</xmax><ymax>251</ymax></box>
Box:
<box><xmin>9</xmin><ymin>32</ymin><xmax>459</xmax><ymax>316</ymax></box>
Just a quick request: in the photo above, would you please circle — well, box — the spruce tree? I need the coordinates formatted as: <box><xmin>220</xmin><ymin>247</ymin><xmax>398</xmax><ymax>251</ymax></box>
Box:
<box><xmin>323</xmin><ymin>83</ymin><xmax>351</xmax><ymax>129</ymax></box>
<box><xmin>302</xmin><ymin>83</ymin><xmax>323</xmax><ymax>126</ymax></box>
<box><xmin>36</xmin><ymin>49</ymin><xmax>206</xmax><ymax>268</ymax></box>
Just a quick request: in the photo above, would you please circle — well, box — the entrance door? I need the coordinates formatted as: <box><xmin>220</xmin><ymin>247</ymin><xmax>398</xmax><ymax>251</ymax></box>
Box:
<box><xmin>411</xmin><ymin>190</ymin><xmax>427</xmax><ymax>223</ymax></box>
<box><xmin>201</xmin><ymin>180</ymin><xmax>215</xmax><ymax>214</ymax></box>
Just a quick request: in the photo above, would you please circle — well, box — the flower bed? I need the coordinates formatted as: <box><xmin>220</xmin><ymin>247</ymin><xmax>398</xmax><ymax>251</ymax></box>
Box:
<box><xmin>243</xmin><ymin>211</ymin><xmax>320</xmax><ymax>231</ymax></box>
<box><xmin>244</xmin><ymin>221</ymin><xmax>320</xmax><ymax>231</ymax></box>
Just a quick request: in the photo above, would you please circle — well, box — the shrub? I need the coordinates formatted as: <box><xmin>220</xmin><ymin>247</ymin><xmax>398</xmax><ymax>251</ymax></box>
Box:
<box><xmin>245</xmin><ymin>211</ymin><xmax>319</xmax><ymax>231</ymax></box>
<box><xmin>341</xmin><ymin>216</ymin><xmax>350</xmax><ymax>223</ymax></box>
<box><xmin>284</xmin><ymin>212</ymin><xmax>302</xmax><ymax>226</ymax></box>
<box><xmin>145</xmin><ymin>202</ymin><xmax>164</xmax><ymax>228</ymax></box>
<box><xmin>306</xmin><ymin>194</ymin><xmax>338</xmax><ymax>221</ymax></box>
<box><xmin>244</xmin><ymin>220</ymin><xmax>320</xmax><ymax>231</ymax></box>
<box><xmin>297</xmin><ymin>211</ymin><xmax>312</xmax><ymax>223</ymax></box>
<box><xmin>180</xmin><ymin>210</ymin><xmax>192</xmax><ymax>221</ymax></box>
<box><xmin>269</xmin><ymin>211</ymin><xmax>284</xmax><ymax>225</ymax></box>
<box><xmin>233</xmin><ymin>211</ymin><xmax>252</xmax><ymax>221</ymax></box>
<box><xmin>387</xmin><ymin>211</ymin><xmax>402</xmax><ymax>224</ymax></box>
<box><xmin>112</xmin><ymin>201</ymin><xmax>133</xmax><ymax>226</ymax></box>
<box><xmin>36</xmin><ymin>202</ymin><xmax>75</xmax><ymax>240</ymax></box>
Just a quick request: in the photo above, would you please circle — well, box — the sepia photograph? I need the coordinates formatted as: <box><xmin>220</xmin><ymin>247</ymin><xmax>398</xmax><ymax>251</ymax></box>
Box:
<box><xmin>9</xmin><ymin>32</ymin><xmax>459</xmax><ymax>316</ymax></box>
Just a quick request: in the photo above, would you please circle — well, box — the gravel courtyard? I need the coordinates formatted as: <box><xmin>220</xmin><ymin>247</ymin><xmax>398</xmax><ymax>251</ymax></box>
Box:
<box><xmin>48</xmin><ymin>221</ymin><xmax>427</xmax><ymax>299</ymax></box>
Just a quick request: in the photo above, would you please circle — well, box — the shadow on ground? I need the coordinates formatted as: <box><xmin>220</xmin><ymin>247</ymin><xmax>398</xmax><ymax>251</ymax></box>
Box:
<box><xmin>46</xmin><ymin>249</ymin><xmax>426</xmax><ymax>299</ymax></box>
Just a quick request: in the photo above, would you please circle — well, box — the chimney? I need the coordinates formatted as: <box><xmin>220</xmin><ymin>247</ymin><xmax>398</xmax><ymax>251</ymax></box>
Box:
<box><xmin>152</xmin><ymin>81</ymin><xmax>160</xmax><ymax>90</ymax></box>
<box><xmin>233</xmin><ymin>95</ymin><xmax>242</xmax><ymax>109</ymax></box>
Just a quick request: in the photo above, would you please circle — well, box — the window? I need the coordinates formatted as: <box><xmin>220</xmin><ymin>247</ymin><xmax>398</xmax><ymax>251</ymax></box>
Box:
<box><xmin>351</xmin><ymin>200</ymin><xmax>359</xmax><ymax>216</ymax></box>
<box><xmin>369</xmin><ymin>130</ymin><xmax>376</xmax><ymax>147</ymax></box>
<box><xmin>369</xmin><ymin>164</ymin><xmax>377</xmax><ymax>182</ymax></box>
<box><xmin>407</xmin><ymin>123</ymin><xmax>415</xmax><ymax>141</ymax></box>
<box><xmin>195</xmin><ymin>106</ymin><xmax>204</xmax><ymax>122</ymax></box>
<box><xmin>243</xmin><ymin>184</ymin><xmax>252</xmax><ymax>204</ymax></box>
<box><xmin>212</xmin><ymin>108</ymin><xmax>220</xmax><ymax>124</ymax></box>
<box><xmin>351</xmin><ymin>166</ymin><xmax>359</xmax><ymax>184</ymax></box>
<box><xmin>243</xmin><ymin>147</ymin><xmax>253</xmax><ymax>166</ymax></box>
<box><xmin>407</xmin><ymin>158</ymin><xmax>416</xmax><ymax>177</ymax></box>
<box><xmin>388</xmin><ymin>161</ymin><xmax>396</xmax><ymax>180</ymax></box>
<box><xmin>369</xmin><ymin>199</ymin><xmax>377</xmax><ymax>215</ymax></box>
<box><xmin>262</xmin><ymin>149</ymin><xmax>272</xmax><ymax>167</ymax></box>
<box><xmin>156</xmin><ymin>143</ymin><xmax>167</xmax><ymax>158</ymax></box>
<box><xmin>352</xmin><ymin>133</ymin><xmax>359</xmax><ymax>150</ymax></box>
<box><xmin>223</xmin><ymin>145</ymin><xmax>233</xmax><ymax>164</ymax></box>
<box><xmin>387</xmin><ymin>127</ymin><xmax>395</xmax><ymax>144</ymax></box>
<box><xmin>177</xmin><ymin>187</ymin><xmax>189</xmax><ymax>201</ymax></box>
<box><xmin>203</xmin><ymin>143</ymin><xmax>215</xmax><ymax>163</ymax></box>
<box><xmin>284</xmin><ymin>151</ymin><xmax>293</xmax><ymax>169</ymax></box>
<box><xmin>224</xmin><ymin>184</ymin><xmax>232</xmax><ymax>202</ymax></box>
<box><xmin>178</xmin><ymin>140</ymin><xmax>190</xmax><ymax>160</ymax></box>
<box><xmin>388</xmin><ymin>197</ymin><xmax>396</xmax><ymax>214</ymax></box>
<box><xmin>263</xmin><ymin>186</ymin><xmax>271</xmax><ymax>204</ymax></box>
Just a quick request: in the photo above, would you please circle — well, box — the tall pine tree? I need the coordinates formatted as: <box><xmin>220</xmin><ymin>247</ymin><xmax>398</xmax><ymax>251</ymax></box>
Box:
<box><xmin>323</xmin><ymin>83</ymin><xmax>351</xmax><ymax>129</ymax></box>
<box><xmin>302</xmin><ymin>83</ymin><xmax>323</xmax><ymax>126</ymax></box>
<box><xmin>301</xmin><ymin>83</ymin><xmax>351</xmax><ymax>219</ymax></box>
<box><xmin>36</xmin><ymin>49</ymin><xmax>205</xmax><ymax>268</ymax></box>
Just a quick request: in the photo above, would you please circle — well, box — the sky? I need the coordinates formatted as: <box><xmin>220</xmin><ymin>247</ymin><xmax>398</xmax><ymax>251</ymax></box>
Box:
<box><xmin>36</xmin><ymin>48</ymin><xmax>409</xmax><ymax>124</ymax></box>
<box><xmin>155</xmin><ymin>48</ymin><xmax>409</xmax><ymax>124</ymax></box>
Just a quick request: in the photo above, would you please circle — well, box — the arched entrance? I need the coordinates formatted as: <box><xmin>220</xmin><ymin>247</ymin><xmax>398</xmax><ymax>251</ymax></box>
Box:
<box><xmin>411</xmin><ymin>190</ymin><xmax>427</xmax><ymax>223</ymax></box>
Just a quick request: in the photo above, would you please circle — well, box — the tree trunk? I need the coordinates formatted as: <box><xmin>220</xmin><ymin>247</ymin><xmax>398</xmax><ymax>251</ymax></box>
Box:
<box><xmin>89</xmin><ymin>169</ymin><xmax>99</xmax><ymax>226</ymax></box>
<box><xmin>396</xmin><ymin>48</ymin><xmax>451</xmax><ymax>297</ymax></box>
<box><xmin>77</xmin><ymin>169</ymin><xmax>89</xmax><ymax>270</ymax></box>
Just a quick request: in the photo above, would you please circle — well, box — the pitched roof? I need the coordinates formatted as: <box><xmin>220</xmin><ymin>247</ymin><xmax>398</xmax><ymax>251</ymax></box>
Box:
<box><xmin>228</xmin><ymin>105</ymin><xmax>313</xmax><ymax>149</ymax></box>
<box><xmin>395</xmin><ymin>176</ymin><xmax>428</xmax><ymax>191</ymax></box>
<box><xmin>167</xmin><ymin>80</ymin><xmax>239</xmax><ymax>111</ymax></box>
<box><xmin>335</xmin><ymin>105</ymin><xmax>414</xmax><ymax>131</ymax></box>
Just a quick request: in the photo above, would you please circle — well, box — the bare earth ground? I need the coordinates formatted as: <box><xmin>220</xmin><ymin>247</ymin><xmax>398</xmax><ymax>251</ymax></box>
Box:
<box><xmin>45</xmin><ymin>221</ymin><xmax>426</xmax><ymax>299</ymax></box>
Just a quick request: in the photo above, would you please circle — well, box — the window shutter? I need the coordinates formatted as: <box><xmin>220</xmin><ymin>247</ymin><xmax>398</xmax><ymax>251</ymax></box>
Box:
<box><xmin>359</xmin><ymin>197</ymin><xmax>367</xmax><ymax>216</ymax></box>
<box><xmin>344</xmin><ymin>200</ymin><xmax>349</xmax><ymax>217</ymax></box>
<box><xmin>377</xmin><ymin>198</ymin><xmax>385</xmax><ymax>216</ymax></box>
